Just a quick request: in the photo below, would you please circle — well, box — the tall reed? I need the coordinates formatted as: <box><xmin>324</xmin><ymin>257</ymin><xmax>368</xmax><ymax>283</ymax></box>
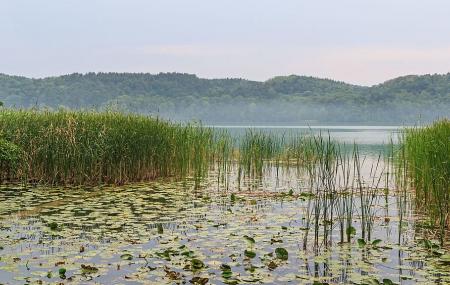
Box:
<box><xmin>0</xmin><ymin>109</ymin><xmax>214</xmax><ymax>185</ymax></box>
<box><xmin>397</xmin><ymin>119</ymin><xmax>450</xmax><ymax>246</ymax></box>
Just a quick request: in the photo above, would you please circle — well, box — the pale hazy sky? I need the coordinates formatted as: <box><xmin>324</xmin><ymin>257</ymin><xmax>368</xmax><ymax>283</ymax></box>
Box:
<box><xmin>1</xmin><ymin>0</ymin><xmax>449</xmax><ymax>85</ymax></box>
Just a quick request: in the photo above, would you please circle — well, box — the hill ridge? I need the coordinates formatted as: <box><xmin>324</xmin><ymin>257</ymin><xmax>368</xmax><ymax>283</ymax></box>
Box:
<box><xmin>0</xmin><ymin>72</ymin><xmax>449</xmax><ymax>123</ymax></box>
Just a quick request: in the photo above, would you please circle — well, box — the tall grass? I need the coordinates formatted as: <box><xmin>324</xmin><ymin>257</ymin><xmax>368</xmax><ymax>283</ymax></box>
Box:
<box><xmin>237</xmin><ymin>130</ymin><xmax>285</xmax><ymax>180</ymax></box>
<box><xmin>2</xmin><ymin>109</ymin><xmax>418</xmax><ymax>252</ymax></box>
<box><xmin>0</xmin><ymin>109</ymin><xmax>213</xmax><ymax>185</ymax></box>
<box><xmin>0</xmin><ymin>111</ymin><xmax>338</xmax><ymax>187</ymax></box>
<box><xmin>212</xmin><ymin>130</ymin><xmax>234</xmax><ymax>190</ymax></box>
<box><xmin>0</xmin><ymin>138</ymin><xmax>23</xmax><ymax>182</ymax></box>
<box><xmin>397</xmin><ymin>119</ymin><xmax>450</xmax><ymax>245</ymax></box>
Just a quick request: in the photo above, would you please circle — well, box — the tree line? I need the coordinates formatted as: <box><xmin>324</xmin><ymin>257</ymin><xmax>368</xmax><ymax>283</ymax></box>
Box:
<box><xmin>0</xmin><ymin>72</ymin><xmax>449</xmax><ymax>124</ymax></box>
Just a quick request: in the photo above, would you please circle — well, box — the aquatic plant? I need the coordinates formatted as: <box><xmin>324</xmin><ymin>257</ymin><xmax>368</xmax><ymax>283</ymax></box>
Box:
<box><xmin>212</xmin><ymin>130</ymin><xmax>234</xmax><ymax>190</ymax></box>
<box><xmin>237</xmin><ymin>130</ymin><xmax>285</xmax><ymax>180</ymax></box>
<box><xmin>0</xmin><ymin>109</ymin><xmax>214</xmax><ymax>185</ymax></box>
<box><xmin>0</xmin><ymin>137</ymin><xmax>23</xmax><ymax>182</ymax></box>
<box><xmin>397</xmin><ymin>119</ymin><xmax>450</xmax><ymax>246</ymax></box>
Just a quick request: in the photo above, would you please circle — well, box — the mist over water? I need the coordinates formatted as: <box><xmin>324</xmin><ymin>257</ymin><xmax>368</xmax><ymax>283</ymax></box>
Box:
<box><xmin>1</xmin><ymin>72</ymin><xmax>448</xmax><ymax>126</ymax></box>
<box><xmin>159</xmin><ymin>102</ymin><xmax>449</xmax><ymax>126</ymax></box>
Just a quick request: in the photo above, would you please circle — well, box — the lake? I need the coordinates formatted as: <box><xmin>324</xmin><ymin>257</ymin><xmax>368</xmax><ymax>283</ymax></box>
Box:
<box><xmin>0</xmin><ymin>126</ymin><xmax>448</xmax><ymax>285</ymax></box>
<box><xmin>209</xmin><ymin>125</ymin><xmax>403</xmax><ymax>145</ymax></box>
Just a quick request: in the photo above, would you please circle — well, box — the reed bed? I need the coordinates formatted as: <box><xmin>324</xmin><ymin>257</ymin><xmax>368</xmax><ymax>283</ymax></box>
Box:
<box><xmin>4</xmin><ymin>110</ymin><xmax>432</xmax><ymax>250</ymax></box>
<box><xmin>235</xmin><ymin>130</ymin><xmax>328</xmax><ymax>180</ymax></box>
<box><xmin>0</xmin><ymin>109</ymin><xmax>213</xmax><ymax>185</ymax></box>
<box><xmin>397</xmin><ymin>119</ymin><xmax>450</xmax><ymax>245</ymax></box>
<box><xmin>237</xmin><ymin>130</ymin><xmax>286</xmax><ymax>180</ymax></box>
<box><xmin>0</xmin><ymin>111</ymin><xmax>321</xmax><ymax>187</ymax></box>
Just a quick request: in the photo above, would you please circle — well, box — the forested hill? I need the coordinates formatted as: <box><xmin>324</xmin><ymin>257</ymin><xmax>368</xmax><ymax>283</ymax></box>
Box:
<box><xmin>0</xmin><ymin>72</ymin><xmax>449</xmax><ymax>124</ymax></box>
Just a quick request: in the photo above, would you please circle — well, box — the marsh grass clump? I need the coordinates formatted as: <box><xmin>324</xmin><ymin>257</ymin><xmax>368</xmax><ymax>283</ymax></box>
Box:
<box><xmin>397</xmin><ymin>119</ymin><xmax>450</xmax><ymax>245</ymax></box>
<box><xmin>0</xmin><ymin>137</ymin><xmax>24</xmax><ymax>182</ymax></box>
<box><xmin>238</xmin><ymin>130</ymin><xmax>285</xmax><ymax>179</ymax></box>
<box><xmin>236</xmin><ymin>130</ymin><xmax>323</xmax><ymax>182</ymax></box>
<box><xmin>0</xmin><ymin>109</ymin><xmax>214</xmax><ymax>185</ymax></box>
<box><xmin>212</xmin><ymin>131</ymin><xmax>234</xmax><ymax>189</ymax></box>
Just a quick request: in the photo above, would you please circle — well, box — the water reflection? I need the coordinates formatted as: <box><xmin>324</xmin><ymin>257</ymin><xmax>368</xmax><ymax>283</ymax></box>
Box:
<box><xmin>0</xmin><ymin>171</ymin><xmax>448</xmax><ymax>284</ymax></box>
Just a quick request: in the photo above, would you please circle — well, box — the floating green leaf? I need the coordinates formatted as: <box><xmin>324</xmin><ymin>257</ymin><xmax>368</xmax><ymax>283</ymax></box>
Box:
<box><xmin>120</xmin><ymin>253</ymin><xmax>133</xmax><ymax>260</ymax></box>
<box><xmin>191</xmin><ymin>259</ymin><xmax>205</xmax><ymax>270</ymax></box>
<box><xmin>48</xmin><ymin>222</ymin><xmax>58</xmax><ymax>231</ymax></box>
<box><xmin>221</xmin><ymin>264</ymin><xmax>233</xmax><ymax>279</ymax></box>
<box><xmin>275</xmin><ymin>247</ymin><xmax>288</xmax><ymax>260</ymax></box>
<box><xmin>58</xmin><ymin>267</ymin><xmax>66</xmax><ymax>278</ymax></box>
<box><xmin>222</xmin><ymin>271</ymin><xmax>233</xmax><ymax>279</ymax></box>
<box><xmin>357</xmin><ymin>239</ymin><xmax>367</xmax><ymax>247</ymax></box>
<box><xmin>371</xmin><ymin>239</ymin><xmax>382</xmax><ymax>246</ymax></box>
<box><xmin>243</xmin><ymin>235</ymin><xmax>255</xmax><ymax>244</ymax></box>
<box><xmin>244</xmin><ymin>250</ymin><xmax>256</xmax><ymax>259</ymax></box>
<box><xmin>382</xmin><ymin>279</ymin><xmax>398</xmax><ymax>285</ymax></box>
<box><xmin>362</xmin><ymin>278</ymin><xmax>381</xmax><ymax>285</ymax></box>
<box><xmin>346</xmin><ymin>226</ymin><xmax>356</xmax><ymax>236</ymax></box>
<box><xmin>190</xmin><ymin>277</ymin><xmax>209</xmax><ymax>285</ymax></box>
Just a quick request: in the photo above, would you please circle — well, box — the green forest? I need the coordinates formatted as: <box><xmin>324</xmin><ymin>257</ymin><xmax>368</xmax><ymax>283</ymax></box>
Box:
<box><xmin>0</xmin><ymin>72</ymin><xmax>449</xmax><ymax>124</ymax></box>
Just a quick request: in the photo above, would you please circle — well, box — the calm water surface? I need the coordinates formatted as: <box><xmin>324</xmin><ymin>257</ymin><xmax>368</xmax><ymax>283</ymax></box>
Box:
<box><xmin>209</xmin><ymin>125</ymin><xmax>404</xmax><ymax>145</ymax></box>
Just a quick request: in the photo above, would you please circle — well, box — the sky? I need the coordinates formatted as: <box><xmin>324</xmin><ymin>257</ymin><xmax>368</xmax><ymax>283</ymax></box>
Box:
<box><xmin>1</xmin><ymin>0</ymin><xmax>449</xmax><ymax>86</ymax></box>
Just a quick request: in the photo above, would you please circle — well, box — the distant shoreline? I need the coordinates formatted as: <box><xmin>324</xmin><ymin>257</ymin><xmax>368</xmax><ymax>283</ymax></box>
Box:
<box><xmin>206</xmin><ymin>125</ymin><xmax>405</xmax><ymax>130</ymax></box>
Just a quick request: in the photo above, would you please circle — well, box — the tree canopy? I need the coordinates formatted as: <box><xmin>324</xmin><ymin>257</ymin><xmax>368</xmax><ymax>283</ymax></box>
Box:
<box><xmin>0</xmin><ymin>72</ymin><xmax>449</xmax><ymax>124</ymax></box>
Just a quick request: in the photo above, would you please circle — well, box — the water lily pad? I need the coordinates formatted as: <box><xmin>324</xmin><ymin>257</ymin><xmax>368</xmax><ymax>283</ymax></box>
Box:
<box><xmin>48</xmin><ymin>222</ymin><xmax>58</xmax><ymax>231</ymax></box>
<box><xmin>275</xmin><ymin>247</ymin><xmax>288</xmax><ymax>260</ymax></box>
<box><xmin>222</xmin><ymin>270</ymin><xmax>233</xmax><ymax>279</ymax></box>
<box><xmin>58</xmin><ymin>267</ymin><xmax>66</xmax><ymax>278</ymax></box>
<box><xmin>346</xmin><ymin>226</ymin><xmax>356</xmax><ymax>236</ymax></box>
<box><xmin>243</xmin><ymin>235</ymin><xmax>255</xmax><ymax>244</ymax></box>
<box><xmin>244</xmin><ymin>250</ymin><xmax>256</xmax><ymax>259</ymax></box>
<box><xmin>382</xmin><ymin>279</ymin><xmax>398</xmax><ymax>285</ymax></box>
<box><xmin>357</xmin><ymin>239</ymin><xmax>367</xmax><ymax>247</ymax></box>
<box><xmin>190</xmin><ymin>276</ymin><xmax>209</xmax><ymax>284</ymax></box>
<box><xmin>191</xmin><ymin>258</ymin><xmax>205</xmax><ymax>270</ymax></box>
<box><xmin>371</xmin><ymin>239</ymin><xmax>382</xmax><ymax>246</ymax></box>
<box><xmin>120</xmin><ymin>253</ymin><xmax>133</xmax><ymax>260</ymax></box>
